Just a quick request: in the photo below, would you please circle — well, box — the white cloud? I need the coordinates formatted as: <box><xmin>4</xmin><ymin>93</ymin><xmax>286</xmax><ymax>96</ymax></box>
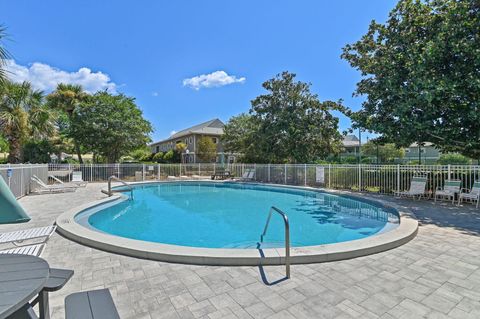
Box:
<box><xmin>183</xmin><ymin>70</ymin><xmax>245</xmax><ymax>90</ymax></box>
<box><xmin>5</xmin><ymin>60</ymin><xmax>117</xmax><ymax>93</ymax></box>
<box><xmin>152</xmin><ymin>92</ymin><xmax>159</xmax><ymax>97</ymax></box>
<box><xmin>170</xmin><ymin>130</ymin><xmax>177</xmax><ymax>136</ymax></box>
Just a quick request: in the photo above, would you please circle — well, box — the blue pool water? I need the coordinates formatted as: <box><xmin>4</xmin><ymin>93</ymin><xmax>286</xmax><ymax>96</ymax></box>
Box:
<box><xmin>80</xmin><ymin>182</ymin><xmax>399</xmax><ymax>248</ymax></box>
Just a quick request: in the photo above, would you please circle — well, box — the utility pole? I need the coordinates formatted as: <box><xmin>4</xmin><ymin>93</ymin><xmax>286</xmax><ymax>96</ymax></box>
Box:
<box><xmin>358</xmin><ymin>128</ymin><xmax>362</xmax><ymax>164</ymax></box>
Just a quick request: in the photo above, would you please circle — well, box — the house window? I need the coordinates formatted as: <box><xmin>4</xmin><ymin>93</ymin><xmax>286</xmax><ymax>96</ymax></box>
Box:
<box><xmin>405</xmin><ymin>149</ymin><xmax>410</xmax><ymax>153</ymax></box>
<box><xmin>155</xmin><ymin>146</ymin><xmax>159</xmax><ymax>153</ymax></box>
<box><xmin>212</xmin><ymin>137</ymin><xmax>218</xmax><ymax>144</ymax></box>
<box><xmin>189</xmin><ymin>137</ymin><xmax>193</xmax><ymax>144</ymax></box>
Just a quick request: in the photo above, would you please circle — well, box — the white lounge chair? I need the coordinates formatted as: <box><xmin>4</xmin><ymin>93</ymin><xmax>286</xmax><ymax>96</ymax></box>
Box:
<box><xmin>394</xmin><ymin>176</ymin><xmax>428</xmax><ymax>199</ymax></box>
<box><xmin>0</xmin><ymin>225</ymin><xmax>56</xmax><ymax>246</ymax></box>
<box><xmin>238</xmin><ymin>169</ymin><xmax>255</xmax><ymax>181</ymax></box>
<box><xmin>435</xmin><ymin>179</ymin><xmax>461</xmax><ymax>204</ymax></box>
<box><xmin>71</xmin><ymin>171</ymin><xmax>88</xmax><ymax>187</ymax></box>
<box><xmin>49</xmin><ymin>175</ymin><xmax>80</xmax><ymax>188</ymax></box>
<box><xmin>30</xmin><ymin>176</ymin><xmax>76</xmax><ymax>194</ymax></box>
<box><xmin>458</xmin><ymin>181</ymin><xmax>480</xmax><ymax>208</ymax></box>
<box><xmin>0</xmin><ymin>243</ymin><xmax>45</xmax><ymax>256</ymax></box>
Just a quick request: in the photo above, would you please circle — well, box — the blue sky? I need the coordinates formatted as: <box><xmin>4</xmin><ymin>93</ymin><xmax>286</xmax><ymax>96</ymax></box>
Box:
<box><xmin>1</xmin><ymin>0</ymin><xmax>397</xmax><ymax>142</ymax></box>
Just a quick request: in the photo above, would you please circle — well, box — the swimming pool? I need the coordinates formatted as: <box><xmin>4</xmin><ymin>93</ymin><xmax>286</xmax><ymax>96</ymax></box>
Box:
<box><xmin>57</xmin><ymin>181</ymin><xmax>417</xmax><ymax>265</ymax></box>
<box><xmin>76</xmin><ymin>182</ymin><xmax>399</xmax><ymax>249</ymax></box>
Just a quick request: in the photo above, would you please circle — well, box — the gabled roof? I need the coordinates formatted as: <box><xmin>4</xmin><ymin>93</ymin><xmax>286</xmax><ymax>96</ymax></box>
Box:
<box><xmin>151</xmin><ymin>118</ymin><xmax>225</xmax><ymax>145</ymax></box>
<box><xmin>342</xmin><ymin>135</ymin><xmax>360</xmax><ymax>147</ymax></box>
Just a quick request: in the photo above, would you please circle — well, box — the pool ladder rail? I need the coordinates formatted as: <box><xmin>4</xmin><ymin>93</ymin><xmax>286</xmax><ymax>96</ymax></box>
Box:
<box><xmin>259</xmin><ymin>206</ymin><xmax>291</xmax><ymax>278</ymax></box>
<box><xmin>104</xmin><ymin>175</ymin><xmax>134</xmax><ymax>200</ymax></box>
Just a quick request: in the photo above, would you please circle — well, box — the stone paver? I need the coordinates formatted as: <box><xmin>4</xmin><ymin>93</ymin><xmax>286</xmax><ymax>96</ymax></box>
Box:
<box><xmin>1</xmin><ymin>183</ymin><xmax>480</xmax><ymax>318</ymax></box>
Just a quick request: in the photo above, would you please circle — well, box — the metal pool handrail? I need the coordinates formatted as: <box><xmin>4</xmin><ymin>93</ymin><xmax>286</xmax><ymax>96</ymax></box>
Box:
<box><xmin>107</xmin><ymin>176</ymin><xmax>134</xmax><ymax>200</ymax></box>
<box><xmin>260</xmin><ymin>206</ymin><xmax>291</xmax><ymax>278</ymax></box>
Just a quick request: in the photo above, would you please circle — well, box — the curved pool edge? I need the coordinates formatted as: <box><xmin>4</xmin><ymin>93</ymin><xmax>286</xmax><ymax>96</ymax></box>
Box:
<box><xmin>56</xmin><ymin>181</ymin><xmax>418</xmax><ymax>266</ymax></box>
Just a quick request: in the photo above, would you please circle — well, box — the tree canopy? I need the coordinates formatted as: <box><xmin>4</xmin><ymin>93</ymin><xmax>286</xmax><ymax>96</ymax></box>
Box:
<box><xmin>0</xmin><ymin>81</ymin><xmax>56</xmax><ymax>163</ymax></box>
<box><xmin>0</xmin><ymin>25</ymin><xmax>10</xmax><ymax>85</ymax></box>
<box><xmin>71</xmin><ymin>92</ymin><xmax>152</xmax><ymax>163</ymax></box>
<box><xmin>224</xmin><ymin>72</ymin><xmax>343</xmax><ymax>163</ymax></box>
<box><xmin>342</xmin><ymin>0</ymin><xmax>480</xmax><ymax>159</ymax></box>
<box><xmin>362</xmin><ymin>141</ymin><xmax>405</xmax><ymax>164</ymax></box>
<box><xmin>197</xmin><ymin>136</ymin><xmax>217</xmax><ymax>162</ymax></box>
<box><xmin>47</xmin><ymin>83</ymin><xmax>89</xmax><ymax>163</ymax></box>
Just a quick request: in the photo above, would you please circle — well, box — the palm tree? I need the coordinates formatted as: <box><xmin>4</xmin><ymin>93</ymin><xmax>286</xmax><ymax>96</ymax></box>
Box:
<box><xmin>47</xmin><ymin>83</ymin><xmax>88</xmax><ymax>163</ymax></box>
<box><xmin>0</xmin><ymin>25</ymin><xmax>11</xmax><ymax>85</ymax></box>
<box><xmin>0</xmin><ymin>81</ymin><xmax>56</xmax><ymax>163</ymax></box>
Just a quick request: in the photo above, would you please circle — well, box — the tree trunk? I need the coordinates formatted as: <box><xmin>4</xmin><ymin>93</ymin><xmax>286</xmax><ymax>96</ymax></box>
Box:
<box><xmin>7</xmin><ymin>139</ymin><xmax>22</xmax><ymax>164</ymax></box>
<box><xmin>74</xmin><ymin>142</ymin><xmax>83</xmax><ymax>164</ymax></box>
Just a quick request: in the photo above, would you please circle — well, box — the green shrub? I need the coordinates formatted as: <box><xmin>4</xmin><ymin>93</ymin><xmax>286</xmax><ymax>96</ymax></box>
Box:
<box><xmin>153</xmin><ymin>152</ymin><xmax>164</xmax><ymax>162</ymax></box>
<box><xmin>437</xmin><ymin>153</ymin><xmax>471</xmax><ymax>165</ymax></box>
<box><xmin>140</xmin><ymin>153</ymin><xmax>154</xmax><ymax>162</ymax></box>
<box><xmin>163</xmin><ymin>150</ymin><xmax>174</xmax><ymax>162</ymax></box>
<box><xmin>130</xmin><ymin>149</ymin><xmax>150</xmax><ymax>161</ymax></box>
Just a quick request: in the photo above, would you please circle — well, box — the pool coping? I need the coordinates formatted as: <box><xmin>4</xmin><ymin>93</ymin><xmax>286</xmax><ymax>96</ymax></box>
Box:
<box><xmin>56</xmin><ymin>180</ymin><xmax>418</xmax><ymax>266</ymax></box>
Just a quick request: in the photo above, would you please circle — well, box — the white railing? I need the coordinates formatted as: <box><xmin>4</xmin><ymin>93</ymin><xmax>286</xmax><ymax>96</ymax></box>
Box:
<box><xmin>46</xmin><ymin>163</ymin><xmax>480</xmax><ymax>196</ymax></box>
<box><xmin>0</xmin><ymin>164</ymin><xmax>48</xmax><ymax>198</ymax></box>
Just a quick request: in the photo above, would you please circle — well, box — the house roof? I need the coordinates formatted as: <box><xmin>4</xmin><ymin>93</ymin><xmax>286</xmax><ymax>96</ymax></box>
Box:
<box><xmin>150</xmin><ymin>118</ymin><xmax>225</xmax><ymax>145</ymax></box>
<box><xmin>342</xmin><ymin>135</ymin><xmax>360</xmax><ymax>147</ymax></box>
<box><xmin>409</xmin><ymin>142</ymin><xmax>434</xmax><ymax>148</ymax></box>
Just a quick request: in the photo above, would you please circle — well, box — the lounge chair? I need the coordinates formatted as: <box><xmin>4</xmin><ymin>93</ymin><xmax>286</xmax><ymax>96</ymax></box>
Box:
<box><xmin>49</xmin><ymin>175</ymin><xmax>80</xmax><ymax>188</ymax></box>
<box><xmin>434</xmin><ymin>179</ymin><xmax>461</xmax><ymax>204</ymax></box>
<box><xmin>238</xmin><ymin>169</ymin><xmax>255</xmax><ymax>181</ymax></box>
<box><xmin>0</xmin><ymin>243</ymin><xmax>45</xmax><ymax>256</ymax></box>
<box><xmin>458</xmin><ymin>181</ymin><xmax>480</xmax><ymax>208</ymax></box>
<box><xmin>71</xmin><ymin>171</ymin><xmax>87</xmax><ymax>187</ymax></box>
<box><xmin>0</xmin><ymin>225</ymin><xmax>56</xmax><ymax>246</ymax></box>
<box><xmin>30</xmin><ymin>176</ymin><xmax>76</xmax><ymax>194</ymax></box>
<box><xmin>393</xmin><ymin>176</ymin><xmax>428</xmax><ymax>199</ymax></box>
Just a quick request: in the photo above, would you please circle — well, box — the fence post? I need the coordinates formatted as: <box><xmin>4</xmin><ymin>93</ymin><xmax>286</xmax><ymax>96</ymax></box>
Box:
<box><xmin>448</xmin><ymin>164</ymin><xmax>451</xmax><ymax>180</ymax></box>
<box><xmin>304</xmin><ymin>164</ymin><xmax>307</xmax><ymax>186</ymax></box>
<box><xmin>198</xmin><ymin>163</ymin><xmax>201</xmax><ymax>175</ymax></box>
<box><xmin>142</xmin><ymin>164</ymin><xmax>145</xmax><ymax>181</ymax></box>
<box><xmin>284</xmin><ymin>164</ymin><xmax>287</xmax><ymax>185</ymax></box>
<box><xmin>21</xmin><ymin>167</ymin><xmax>24</xmax><ymax>196</ymax></box>
<box><xmin>213</xmin><ymin>163</ymin><xmax>216</xmax><ymax>174</ymax></box>
<box><xmin>397</xmin><ymin>164</ymin><xmax>400</xmax><ymax>191</ymax></box>
<box><xmin>328</xmin><ymin>164</ymin><xmax>331</xmax><ymax>189</ymax></box>
<box><xmin>117</xmin><ymin>163</ymin><xmax>121</xmax><ymax>179</ymax></box>
<box><xmin>69</xmin><ymin>164</ymin><xmax>72</xmax><ymax>182</ymax></box>
<box><xmin>268</xmin><ymin>164</ymin><xmax>271</xmax><ymax>182</ymax></box>
<box><xmin>158</xmin><ymin>164</ymin><xmax>160</xmax><ymax>180</ymax></box>
<box><xmin>358</xmin><ymin>164</ymin><xmax>362</xmax><ymax>191</ymax></box>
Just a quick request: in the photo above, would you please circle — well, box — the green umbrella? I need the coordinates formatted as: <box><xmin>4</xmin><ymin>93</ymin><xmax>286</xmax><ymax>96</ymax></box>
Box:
<box><xmin>0</xmin><ymin>174</ymin><xmax>30</xmax><ymax>224</ymax></box>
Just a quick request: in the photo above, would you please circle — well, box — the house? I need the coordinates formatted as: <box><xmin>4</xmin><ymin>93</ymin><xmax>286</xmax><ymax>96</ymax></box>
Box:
<box><xmin>404</xmin><ymin>142</ymin><xmax>441</xmax><ymax>164</ymax></box>
<box><xmin>149</xmin><ymin>119</ymin><xmax>236</xmax><ymax>163</ymax></box>
<box><xmin>340</xmin><ymin>135</ymin><xmax>361</xmax><ymax>157</ymax></box>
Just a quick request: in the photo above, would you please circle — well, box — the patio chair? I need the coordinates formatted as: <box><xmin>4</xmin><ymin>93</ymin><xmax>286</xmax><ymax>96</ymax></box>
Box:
<box><xmin>0</xmin><ymin>243</ymin><xmax>45</xmax><ymax>256</ymax></box>
<box><xmin>30</xmin><ymin>176</ymin><xmax>76</xmax><ymax>194</ymax></box>
<box><xmin>434</xmin><ymin>179</ymin><xmax>462</xmax><ymax>204</ymax></box>
<box><xmin>0</xmin><ymin>225</ymin><xmax>56</xmax><ymax>246</ymax></box>
<box><xmin>65</xmin><ymin>288</ymin><xmax>120</xmax><ymax>319</ymax></box>
<box><xmin>458</xmin><ymin>181</ymin><xmax>480</xmax><ymax>208</ymax></box>
<box><xmin>393</xmin><ymin>176</ymin><xmax>428</xmax><ymax>199</ymax></box>
<box><xmin>71</xmin><ymin>171</ymin><xmax>88</xmax><ymax>187</ymax></box>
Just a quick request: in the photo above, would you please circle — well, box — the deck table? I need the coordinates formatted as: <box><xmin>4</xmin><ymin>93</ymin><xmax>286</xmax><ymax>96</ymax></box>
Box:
<box><xmin>0</xmin><ymin>254</ymin><xmax>50</xmax><ymax>319</ymax></box>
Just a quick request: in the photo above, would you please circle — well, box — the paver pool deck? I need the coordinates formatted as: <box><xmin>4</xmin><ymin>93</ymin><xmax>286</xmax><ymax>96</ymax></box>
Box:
<box><xmin>1</xmin><ymin>183</ymin><xmax>480</xmax><ymax>319</ymax></box>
